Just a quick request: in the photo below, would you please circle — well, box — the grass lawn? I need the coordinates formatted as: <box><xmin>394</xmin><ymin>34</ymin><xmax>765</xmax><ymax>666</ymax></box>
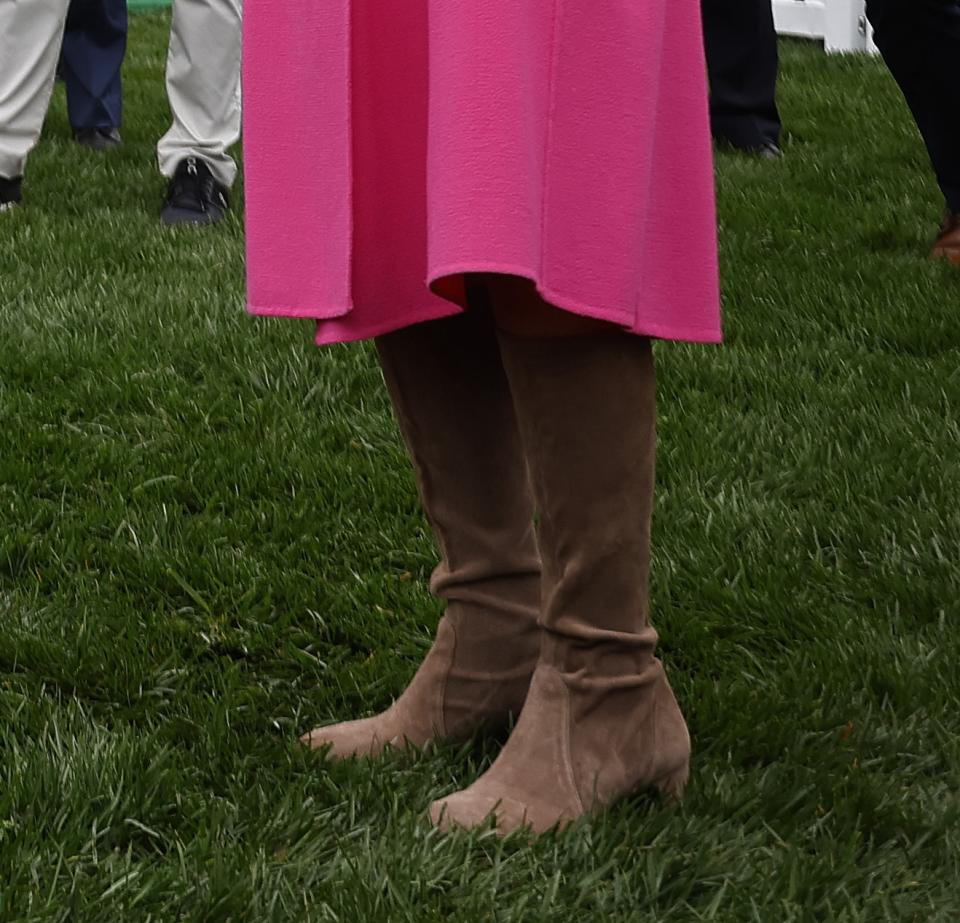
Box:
<box><xmin>2</xmin><ymin>12</ymin><xmax>959</xmax><ymax>921</ymax></box>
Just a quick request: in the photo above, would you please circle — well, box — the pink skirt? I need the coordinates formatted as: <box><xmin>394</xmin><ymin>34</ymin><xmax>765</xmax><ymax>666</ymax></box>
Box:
<box><xmin>242</xmin><ymin>0</ymin><xmax>722</xmax><ymax>346</ymax></box>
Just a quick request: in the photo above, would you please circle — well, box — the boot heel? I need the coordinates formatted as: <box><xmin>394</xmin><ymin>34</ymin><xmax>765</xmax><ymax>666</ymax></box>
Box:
<box><xmin>653</xmin><ymin>763</ymin><xmax>689</xmax><ymax>803</ymax></box>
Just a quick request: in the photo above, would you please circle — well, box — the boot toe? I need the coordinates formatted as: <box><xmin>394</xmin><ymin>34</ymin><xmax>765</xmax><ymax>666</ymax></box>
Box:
<box><xmin>429</xmin><ymin>791</ymin><xmax>526</xmax><ymax>833</ymax></box>
<box><xmin>300</xmin><ymin>717</ymin><xmax>393</xmax><ymax>760</ymax></box>
<box><xmin>429</xmin><ymin>789</ymin><xmax>570</xmax><ymax>835</ymax></box>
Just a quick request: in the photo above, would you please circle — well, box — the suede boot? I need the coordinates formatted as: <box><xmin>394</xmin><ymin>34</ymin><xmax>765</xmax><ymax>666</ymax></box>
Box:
<box><xmin>302</xmin><ymin>309</ymin><xmax>542</xmax><ymax>758</ymax></box>
<box><xmin>430</xmin><ymin>331</ymin><xmax>690</xmax><ymax>833</ymax></box>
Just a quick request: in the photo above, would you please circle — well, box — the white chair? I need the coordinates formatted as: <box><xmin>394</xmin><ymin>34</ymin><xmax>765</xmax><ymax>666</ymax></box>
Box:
<box><xmin>772</xmin><ymin>0</ymin><xmax>878</xmax><ymax>53</ymax></box>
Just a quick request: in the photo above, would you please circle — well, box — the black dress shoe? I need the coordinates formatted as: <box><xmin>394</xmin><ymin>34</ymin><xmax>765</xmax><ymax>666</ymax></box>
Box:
<box><xmin>0</xmin><ymin>175</ymin><xmax>22</xmax><ymax>211</ymax></box>
<box><xmin>713</xmin><ymin>133</ymin><xmax>783</xmax><ymax>159</ymax></box>
<box><xmin>74</xmin><ymin>127</ymin><xmax>122</xmax><ymax>151</ymax></box>
<box><xmin>160</xmin><ymin>157</ymin><xmax>230</xmax><ymax>226</ymax></box>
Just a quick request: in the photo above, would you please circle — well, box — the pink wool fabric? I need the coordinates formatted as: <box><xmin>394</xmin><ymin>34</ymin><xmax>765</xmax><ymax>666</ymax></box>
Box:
<box><xmin>242</xmin><ymin>1</ymin><xmax>722</xmax><ymax>346</ymax></box>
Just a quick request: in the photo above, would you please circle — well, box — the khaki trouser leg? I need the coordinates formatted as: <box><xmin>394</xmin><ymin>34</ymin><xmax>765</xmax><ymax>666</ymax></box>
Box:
<box><xmin>0</xmin><ymin>0</ymin><xmax>70</xmax><ymax>179</ymax></box>
<box><xmin>156</xmin><ymin>0</ymin><xmax>243</xmax><ymax>187</ymax></box>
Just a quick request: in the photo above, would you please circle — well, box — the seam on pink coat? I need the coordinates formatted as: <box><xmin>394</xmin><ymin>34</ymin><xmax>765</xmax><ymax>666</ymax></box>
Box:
<box><xmin>345</xmin><ymin>0</ymin><xmax>355</xmax><ymax>320</ymax></box>
<box><xmin>632</xmin><ymin>2</ymin><xmax>669</xmax><ymax>332</ymax></box>
<box><xmin>539</xmin><ymin>0</ymin><xmax>562</xmax><ymax>287</ymax></box>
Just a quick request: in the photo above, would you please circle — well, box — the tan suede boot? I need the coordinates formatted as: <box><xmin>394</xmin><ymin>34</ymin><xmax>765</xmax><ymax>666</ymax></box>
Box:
<box><xmin>430</xmin><ymin>331</ymin><xmax>690</xmax><ymax>833</ymax></box>
<box><xmin>302</xmin><ymin>308</ymin><xmax>542</xmax><ymax>758</ymax></box>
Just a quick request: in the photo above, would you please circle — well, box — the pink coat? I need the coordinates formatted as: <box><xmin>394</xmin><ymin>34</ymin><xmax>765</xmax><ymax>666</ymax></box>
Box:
<box><xmin>243</xmin><ymin>1</ymin><xmax>722</xmax><ymax>346</ymax></box>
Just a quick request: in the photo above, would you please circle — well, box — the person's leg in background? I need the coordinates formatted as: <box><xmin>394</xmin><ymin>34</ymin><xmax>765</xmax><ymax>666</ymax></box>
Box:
<box><xmin>431</xmin><ymin>277</ymin><xmax>690</xmax><ymax>835</ymax></box>
<box><xmin>0</xmin><ymin>0</ymin><xmax>71</xmax><ymax>209</ymax></box>
<box><xmin>701</xmin><ymin>0</ymin><xmax>782</xmax><ymax>156</ymax></box>
<box><xmin>60</xmin><ymin>0</ymin><xmax>127</xmax><ymax>150</ymax></box>
<box><xmin>867</xmin><ymin>0</ymin><xmax>960</xmax><ymax>262</ymax></box>
<box><xmin>157</xmin><ymin>0</ymin><xmax>242</xmax><ymax>225</ymax></box>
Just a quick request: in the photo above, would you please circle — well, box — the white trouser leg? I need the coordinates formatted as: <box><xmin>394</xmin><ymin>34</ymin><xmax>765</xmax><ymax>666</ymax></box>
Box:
<box><xmin>0</xmin><ymin>0</ymin><xmax>71</xmax><ymax>179</ymax></box>
<box><xmin>156</xmin><ymin>0</ymin><xmax>243</xmax><ymax>188</ymax></box>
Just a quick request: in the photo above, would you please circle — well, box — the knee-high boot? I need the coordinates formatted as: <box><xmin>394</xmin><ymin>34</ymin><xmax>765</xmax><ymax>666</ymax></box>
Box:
<box><xmin>431</xmin><ymin>331</ymin><xmax>690</xmax><ymax>832</ymax></box>
<box><xmin>302</xmin><ymin>310</ymin><xmax>542</xmax><ymax>758</ymax></box>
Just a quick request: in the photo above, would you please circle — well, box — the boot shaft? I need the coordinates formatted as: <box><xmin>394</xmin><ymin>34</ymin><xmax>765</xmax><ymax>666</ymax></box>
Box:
<box><xmin>376</xmin><ymin>311</ymin><xmax>541</xmax><ymax>583</ymax></box>
<box><xmin>375</xmin><ymin>311</ymin><xmax>543</xmax><ymax>678</ymax></box>
<box><xmin>494</xmin><ymin>329</ymin><xmax>658</xmax><ymax>668</ymax></box>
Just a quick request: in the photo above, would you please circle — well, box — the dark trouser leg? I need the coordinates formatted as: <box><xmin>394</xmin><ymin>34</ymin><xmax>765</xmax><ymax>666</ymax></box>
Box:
<box><xmin>60</xmin><ymin>0</ymin><xmax>127</xmax><ymax>131</ymax></box>
<box><xmin>701</xmin><ymin>0</ymin><xmax>782</xmax><ymax>150</ymax></box>
<box><xmin>867</xmin><ymin>0</ymin><xmax>960</xmax><ymax>212</ymax></box>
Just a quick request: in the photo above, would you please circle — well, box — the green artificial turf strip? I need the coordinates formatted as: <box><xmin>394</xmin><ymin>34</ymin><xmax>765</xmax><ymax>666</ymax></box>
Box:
<box><xmin>1</xmin><ymin>13</ymin><xmax>959</xmax><ymax>921</ymax></box>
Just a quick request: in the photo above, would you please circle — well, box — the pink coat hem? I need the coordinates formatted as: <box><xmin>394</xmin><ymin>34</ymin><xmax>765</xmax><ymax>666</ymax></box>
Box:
<box><xmin>248</xmin><ymin>259</ymin><xmax>723</xmax><ymax>346</ymax></box>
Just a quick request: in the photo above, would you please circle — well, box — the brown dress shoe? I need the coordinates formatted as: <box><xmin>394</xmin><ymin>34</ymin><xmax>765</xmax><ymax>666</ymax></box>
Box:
<box><xmin>931</xmin><ymin>211</ymin><xmax>960</xmax><ymax>265</ymax></box>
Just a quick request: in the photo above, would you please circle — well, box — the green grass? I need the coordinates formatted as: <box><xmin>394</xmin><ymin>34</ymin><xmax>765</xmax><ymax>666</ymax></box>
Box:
<box><xmin>2</xmin><ymin>13</ymin><xmax>959</xmax><ymax>921</ymax></box>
